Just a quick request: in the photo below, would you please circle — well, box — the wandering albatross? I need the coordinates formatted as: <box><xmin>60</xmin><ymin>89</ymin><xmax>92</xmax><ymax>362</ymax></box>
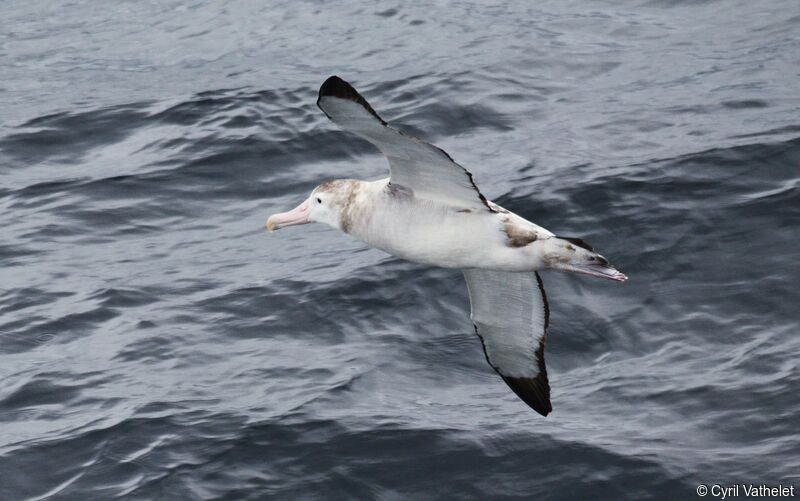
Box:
<box><xmin>267</xmin><ymin>76</ymin><xmax>627</xmax><ymax>416</ymax></box>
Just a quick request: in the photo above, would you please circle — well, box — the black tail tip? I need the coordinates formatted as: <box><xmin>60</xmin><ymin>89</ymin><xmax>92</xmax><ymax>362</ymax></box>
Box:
<box><xmin>557</xmin><ymin>236</ymin><xmax>594</xmax><ymax>252</ymax></box>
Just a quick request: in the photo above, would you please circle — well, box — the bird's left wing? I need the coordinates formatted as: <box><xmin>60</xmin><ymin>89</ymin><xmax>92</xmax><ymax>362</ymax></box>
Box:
<box><xmin>462</xmin><ymin>269</ymin><xmax>551</xmax><ymax>416</ymax></box>
<box><xmin>316</xmin><ymin>76</ymin><xmax>492</xmax><ymax>212</ymax></box>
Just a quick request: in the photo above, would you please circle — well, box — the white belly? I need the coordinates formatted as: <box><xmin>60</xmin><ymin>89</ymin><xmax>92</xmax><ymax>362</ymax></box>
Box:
<box><xmin>349</xmin><ymin>194</ymin><xmax>546</xmax><ymax>271</ymax></box>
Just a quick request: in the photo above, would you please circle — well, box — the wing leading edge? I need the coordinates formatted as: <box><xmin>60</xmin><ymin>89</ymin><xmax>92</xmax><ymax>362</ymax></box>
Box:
<box><xmin>317</xmin><ymin>76</ymin><xmax>492</xmax><ymax>212</ymax></box>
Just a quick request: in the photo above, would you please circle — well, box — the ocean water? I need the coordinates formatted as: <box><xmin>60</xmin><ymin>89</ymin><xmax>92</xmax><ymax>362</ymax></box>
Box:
<box><xmin>1</xmin><ymin>0</ymin><xmax>799</xmax><ymax>499</ymax></box>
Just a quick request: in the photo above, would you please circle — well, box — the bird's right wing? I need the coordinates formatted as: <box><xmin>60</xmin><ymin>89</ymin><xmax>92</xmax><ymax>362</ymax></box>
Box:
<box><xmin>462</xmin><ymin>269</ymin><xmax>551</xmax><ymax>416</ymax></box>
<box><xmin>316</xmin><ymin>76</ymin><xmax>492</xmax><ymax>212</ymax></box>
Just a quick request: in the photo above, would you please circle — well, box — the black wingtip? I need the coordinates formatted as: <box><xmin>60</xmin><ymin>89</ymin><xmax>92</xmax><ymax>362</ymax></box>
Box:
<box><xmin>501</xmin><ymin>334</ymin><xmax>551</xmax><ymax>416</ymax></box>
<box><xmin>318</xmin><ymin>75</ymin><xmax>352</xmax><ymax>100</ymax></box>
<box><xmin>317</xmin><ymin>75</ymin><xmax>386</xmax><ymax>125</ymax></box>
<box><xmin>502</xmin><ymin>373</ymin><xmax>552</xmax><ymax>416</ymax></box>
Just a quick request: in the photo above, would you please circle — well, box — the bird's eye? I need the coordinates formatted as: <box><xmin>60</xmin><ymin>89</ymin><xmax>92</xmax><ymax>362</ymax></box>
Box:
<box><xmin>316</xmin><ymin>197</ymin><xmax>322</xmax><ymax>204</ymax></box>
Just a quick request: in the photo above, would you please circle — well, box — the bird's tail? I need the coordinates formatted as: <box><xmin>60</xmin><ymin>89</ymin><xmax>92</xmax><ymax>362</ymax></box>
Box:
<box><xmin>552</xmin><ymin>236</ymin><xmax>627</xmax><ymax>282</ymax></box>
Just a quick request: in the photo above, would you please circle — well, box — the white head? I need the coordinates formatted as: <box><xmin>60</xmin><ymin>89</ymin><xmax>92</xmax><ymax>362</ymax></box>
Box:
<box><xmin>266</xmin><ymin>180</ymin><xmax>359</xmax><ymax>233</ymax></box>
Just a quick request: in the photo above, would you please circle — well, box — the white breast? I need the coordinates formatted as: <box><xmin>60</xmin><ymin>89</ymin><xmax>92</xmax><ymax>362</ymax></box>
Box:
<box><xmin>347</xmin><ymin>180</ymin><xmax>549</xmax><ymax>271</ymax></box>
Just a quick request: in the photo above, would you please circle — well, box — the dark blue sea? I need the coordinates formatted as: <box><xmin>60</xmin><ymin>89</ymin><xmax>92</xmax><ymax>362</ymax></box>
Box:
<box><xmin>1</xmin><ymin>1</ymin><xmax>798</xmax><ymax>499</ymax></box>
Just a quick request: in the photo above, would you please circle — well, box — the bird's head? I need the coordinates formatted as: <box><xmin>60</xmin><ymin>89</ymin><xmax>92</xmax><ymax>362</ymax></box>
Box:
<box><xmin>266</xmin><ymin>180</ymin><xmax>357</xmax><ymax>233</ymax></box>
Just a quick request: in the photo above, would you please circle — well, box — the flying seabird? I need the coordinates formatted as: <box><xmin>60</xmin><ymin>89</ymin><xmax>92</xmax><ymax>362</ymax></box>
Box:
<box><xmin>267</xmin><ymin>76</ymin><xmax>627</xmax><ymax>416</ymax></box>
